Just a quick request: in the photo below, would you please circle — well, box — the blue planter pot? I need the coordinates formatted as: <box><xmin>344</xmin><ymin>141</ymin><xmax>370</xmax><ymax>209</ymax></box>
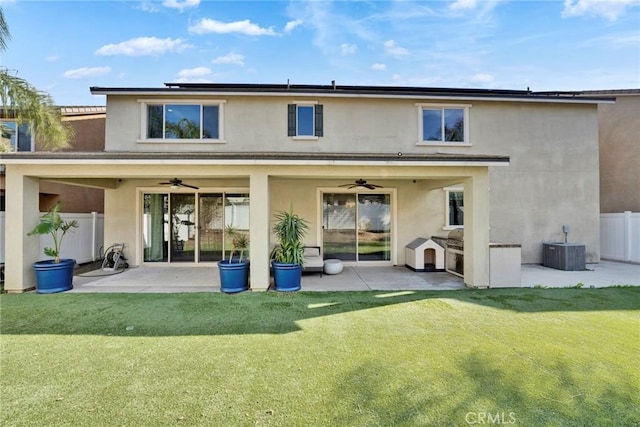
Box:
<box><xmin>218</xmin><ymin>260</ymin><xmax>249</xmax><ymax>293</ymax></box>
<box><xmin>32</xmin><ymin>259</ymin><xmax>75</xmax><ymax>294</ymax></box>
<box><xmin>272</xmin><ymin>262</ymin><xmax>302</xmax><ymax>292</ymax></box>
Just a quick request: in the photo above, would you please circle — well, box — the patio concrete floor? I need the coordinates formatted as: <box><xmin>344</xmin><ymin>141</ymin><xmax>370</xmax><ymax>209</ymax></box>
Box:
<box><xmin>69</xmin><ymin>260</ymin><xmax>639</xmax><ymax>293</ymax></box>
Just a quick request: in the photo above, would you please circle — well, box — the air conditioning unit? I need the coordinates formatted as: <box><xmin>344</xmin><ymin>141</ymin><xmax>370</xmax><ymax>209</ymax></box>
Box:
<box><xmin>542</xmin><ymin>242</ymin><xmax>586</xmax><ymax>271</ymax></box>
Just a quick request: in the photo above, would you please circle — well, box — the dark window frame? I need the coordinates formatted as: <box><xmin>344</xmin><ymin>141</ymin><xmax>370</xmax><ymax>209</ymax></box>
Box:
<box><xmin>288</xmin><ymin>103</ymin><xmax>323</xmax><ymax>137</ymax></box>
<box><xmin>144</xmin><ymin>102</ymin><xmax>223</xmax><ymax>141</ymax></box>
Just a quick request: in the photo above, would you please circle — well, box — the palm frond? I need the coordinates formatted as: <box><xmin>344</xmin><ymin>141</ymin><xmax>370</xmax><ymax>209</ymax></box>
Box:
<box><xmin>0</xmin><ymin>7</ymin><xmax>11</xmax><ymax>52</ymax></box>
<box><xmin>0</xmin><ymin>70</ymin><xmax>74</xmax><ymax>150</ymax></box>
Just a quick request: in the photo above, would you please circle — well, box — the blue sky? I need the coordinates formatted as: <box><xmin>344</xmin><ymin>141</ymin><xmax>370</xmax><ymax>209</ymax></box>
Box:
<box><xmin>1</xmin><ymin>0</ymin><xmax>638</xmax><ymax>106</ymax></box>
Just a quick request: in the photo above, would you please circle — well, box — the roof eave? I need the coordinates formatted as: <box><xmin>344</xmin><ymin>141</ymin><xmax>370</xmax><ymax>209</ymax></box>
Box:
<box><xmin>89</xmin><ymin>86</ymin><xmax>613</xmax><ymax>104</ymax></box>
<box><xmin>0</xmin><ymin>151</ymin><xmax>510</xmax><ymax>167</ymax></box>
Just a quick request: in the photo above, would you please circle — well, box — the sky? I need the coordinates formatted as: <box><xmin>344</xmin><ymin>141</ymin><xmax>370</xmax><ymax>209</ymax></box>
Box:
<box><xmin>0</xmin><ymin>0</ymin><xmax>638</xmax><ymax>106</ymax></box>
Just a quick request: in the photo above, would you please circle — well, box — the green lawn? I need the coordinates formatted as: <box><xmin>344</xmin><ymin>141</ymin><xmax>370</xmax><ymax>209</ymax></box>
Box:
<box><xmin>1</xmin><ymin>288</ymin><xmax>639</xmax><ymax>426</ymax></box>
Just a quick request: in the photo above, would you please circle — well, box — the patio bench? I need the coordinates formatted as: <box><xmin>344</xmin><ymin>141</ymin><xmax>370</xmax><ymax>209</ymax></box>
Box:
<box><xmin>303</xmin><ymin>246</ymin><xmax>324</xmax><ymax>277</ymax></box>
<box><xmin>269</xmin><ymin>244</ymin><xmax>324</xmax><ymax>277</ymax></box>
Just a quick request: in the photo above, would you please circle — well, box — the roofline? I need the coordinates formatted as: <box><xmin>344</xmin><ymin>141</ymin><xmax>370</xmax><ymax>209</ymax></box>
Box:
<box><xmin>0</xmin><ymin>151</ymin><xmax>510</xmax><ymax>167</ymax></box>
<box><xmin>580</xmin><ymin>88</ymin><xmax>640</xmax><ymax>96</ymax></box>
<box><xmin>89</xmin><ymin>84</ymin><xmax>614</xmax><ymax>104</ymax></box>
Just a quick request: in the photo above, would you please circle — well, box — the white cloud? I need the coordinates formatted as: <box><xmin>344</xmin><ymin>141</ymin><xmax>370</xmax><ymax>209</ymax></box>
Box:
<box><xmin>212</xmin><ymin>52</ymin><xmax>245</xmax><ymax>66</ymax></box>
<box><xmin>562</xmin><ymin>0</ymin><xmax>639</xmax><ymax>20</ymax></box>
<box><xmin>470</xmin><ymin>73</ymin><xmax>494</xmax><ymax>83</ymax></box>
<box><xmin>340</xmin><ymin>43</ymin><xmax>357</xmax><ymax>55</ymax></box>
<box><xmin>45</xmin><ymin>54</ymin><xmax>59</xmax><ymax>62</ymax></box>
<box><xmin>174</xmin><ymin>66</ymin><xmax>213</xmax><ymax>83</ymax></box>
<box><xmin>587</xmin><ymin>32</ymin><xmax>640</xmax><ymax>47</ymax></box>
<box><xmin>450</xmin><ymin>0</ymin><xmax>478</xmax><ymax>10</ymax></box>
<box><xmin>176</xmin><ymin>66</ymin><xmax>211</xmax><ymax>79</ymax></box>
<box><xmin>95</xmin><ymin>37</ymin><xmax>192</xmax><ymax>56</ymax></box>
<box><xmin>62</xmin><ymin>66</ymin><xmax>111</xmax><ymax>79</ymax></box>
<box><xmin>162</xmin><ymin>0</ymin><xmax>200</xmax><ymax>12</ymax></box>
<box><xmin>189</xmin><ymin>18</ymin><xmax>276</xmax><ymax>36</ymax></box>
<box><xmin>137</xmin><ymin>1</ymin><xmax>160</xmax><ymax>12</ymax></box>
<box><xmin>384</xmin><ymin>40</ymin><xmax>409</xmax><ymax>57</ymax></box>
<box><xmin>286</xmin><ymin>1</ymin><xmax>376</xmax><ymax>57</ymax></box>
<box><xmin>173</xmin><ymin>76</ymin><xmax>214</xmax><ymax>84</ymax></box>
<box><xmin>284</xmin><ymin>19</ymin><xmax>303</xmax><ymax>33</ymax></box>
<box><xmin>448</xmin><ymin>0</ymin><xmax>502</xmax><ymax>19</ymax></box>
<box><xmin>372</xmin><ymin>63</ymin><xmax>386</xmax><ymax>71</ymax></box>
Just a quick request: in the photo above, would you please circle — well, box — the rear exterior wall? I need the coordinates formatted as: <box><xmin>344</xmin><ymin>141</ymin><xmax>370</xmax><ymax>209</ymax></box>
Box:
<box><xmin>103</xmin><ymin>95</ymin><xmax>601</xmax><ymax>263</ymax></box>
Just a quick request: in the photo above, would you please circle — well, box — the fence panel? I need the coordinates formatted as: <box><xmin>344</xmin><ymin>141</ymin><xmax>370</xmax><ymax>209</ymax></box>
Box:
<box><xmin>600</xmin><ymin>212</ymin><xmax>640</xmax><ymax>263</ymax></box>
<box><xmin>38</xmin><ymin>213</ymin><xmax>104</xmax><ymax>264</ymax></box>
<box><xmin>631</xmin><ymin>213</ymin><xmax>640</xmax><ymax>263</ymax></box>
<box><xmin>0</xmin><ymin>212</ymin><xmax>4</xmax><ymax>264</ymax></box>
<box><xmin>0</xmin><ymin>212</ymin><xmax>104</xmax><ymax>265</ymax></box>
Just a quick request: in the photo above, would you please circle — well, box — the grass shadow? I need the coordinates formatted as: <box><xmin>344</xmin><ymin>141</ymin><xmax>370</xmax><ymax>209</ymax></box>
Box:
<box><xmin>1</xmin><ymin>287</ymin><xmax>639</xmax><ymax>337</ymax></box>
<box><xmin>331</xmin><ymin>351</ymin><xmax>639</xmax><ymax>426</ymax></box>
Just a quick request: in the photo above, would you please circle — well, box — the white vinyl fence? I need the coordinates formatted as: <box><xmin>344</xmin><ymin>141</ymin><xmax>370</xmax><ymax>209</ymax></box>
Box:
<box><xmin>600</xmin><ymin>211</ymin><xmax>640</xmax><ymax>263</ymax></box>
<box><xmin>0</xmin><ymin>212</ymin><xmax>104</xmax><ymax>265</ymax></box>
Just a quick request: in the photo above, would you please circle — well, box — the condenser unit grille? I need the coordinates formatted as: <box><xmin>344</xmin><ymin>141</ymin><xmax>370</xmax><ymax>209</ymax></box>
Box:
<box><xmin>543</xmin><ymin>243</ymin><xmax>586</xmax><ymax>271</ymax></box>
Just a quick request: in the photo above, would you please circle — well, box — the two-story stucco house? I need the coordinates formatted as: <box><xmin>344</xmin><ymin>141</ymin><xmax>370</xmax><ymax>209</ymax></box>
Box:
<box><xmin>1</xmin><ymin>83</ymin><xmax>612</xmax><ymax>292</ymax></box>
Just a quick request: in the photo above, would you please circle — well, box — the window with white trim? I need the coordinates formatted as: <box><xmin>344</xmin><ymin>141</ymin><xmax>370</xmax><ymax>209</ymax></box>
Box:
<box><xmin>288</xmin><ymin>102</ymin><xmax>323</xmax><ymax>138</ymax></box>
<box><xmin>417</xmin><ymin>104</ymin><xmax>470</xmax><ymax>145</ymax></box>
<box><xmin>445</xmin><ymin>187</ymin><xmax>464</xmax><ymax>228</ymax></box>
<box><xmin>141</xmin><ymin>100</ymin><xmax>224</xmax><ymax>142</ymax></box>
<box><xmin>1</xmin><ymin>121</ymin><xmax>33</xmax><ymax>152</ymax></box>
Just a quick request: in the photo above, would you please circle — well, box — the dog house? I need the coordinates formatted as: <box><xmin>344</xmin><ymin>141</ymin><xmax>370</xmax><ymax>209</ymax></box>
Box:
<box><xmin>405</xmin><ymin>238</ymin><xmax>445</xmax><ymax>272</ymax></box>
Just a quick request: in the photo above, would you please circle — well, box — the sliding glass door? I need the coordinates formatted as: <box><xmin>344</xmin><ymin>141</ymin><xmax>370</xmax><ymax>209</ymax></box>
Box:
<box><xmin>143</xmin><ymin>194</ymin><xmax>168</xmax><ymax>262</ymax></box>
<box><xmin>322</xmin><ymin>192</ymin><xmax>391</xmax><ymax>262</ymax></box>
<box><xmin>143</xmin><ymin>192</ymin><xmax>249</xmax><ymax>263</ymax></box>
<box><xmin>323</xmin><ymin>193</ymin><xmax>357</xmax><ymax>261</ymax></box>
<box><xmin>357</xmin><ymin>194</ymin><xmax>391</xmax><ymax>261</ymax></box>
<box><xmin>199</xmin><ymin>194</ymin><xmax>224</xmax><ymax>262</ymax></box>
<box><xmin>171</xmin><ymin>194</ymin><xmax>196</xmax><ymax>262</ymax></box>
<box><xmin>223</xmin><ymin>194</ymin><xmax>250</xmax><ymax>260</ymax></box>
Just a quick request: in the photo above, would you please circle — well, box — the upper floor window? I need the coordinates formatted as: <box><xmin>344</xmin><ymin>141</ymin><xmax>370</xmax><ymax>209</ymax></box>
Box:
<box><xmin>1</xmin><ymin>121</ymin><xmax>33</xmax><ymax>152</ymax></box>
<box><xmin>288</xmin><ymin>102</ymin><xmax>323</xmax><ymax>138</ymax></box>
<box><xmin>417</xmin><ymin>104</ymin><xmax>470</xmax><ymax>146</ymax></box>
<box><xmin>140</xmin><ymin>100</ymin><xmax>225</xmax><ymax>142</ymax></box>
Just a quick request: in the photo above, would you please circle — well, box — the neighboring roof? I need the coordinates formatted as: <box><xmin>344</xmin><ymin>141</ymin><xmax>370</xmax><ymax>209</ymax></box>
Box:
<box><xmin>60</xmin><ymin>106</ymin><xmax>106</xmax><ymax>116</ymax></box>
<box><xmin>0</xmin><ymin>151</ymin><xmax>509</xmax><ymax>166</ymax></box>
<box><xmin>89</xmin><ymin>83</ymin><xmax>614</xmax><ymax>104</ymax></box>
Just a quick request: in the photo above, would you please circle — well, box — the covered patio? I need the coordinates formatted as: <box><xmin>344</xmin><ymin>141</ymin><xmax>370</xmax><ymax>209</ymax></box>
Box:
<box><xmin>71</xmin><ymin>265</ymin><xmax>466</xmax><ymax>293</ymax></box>
<box><xmin>4</xmin><ymin>152</ymin><xmax>508</xmax><ymax>292</ymax></box>
<box><xmin>68</xmin><ymin>260</ymin><xmax>640</xmax><ymax>292</ymax></box>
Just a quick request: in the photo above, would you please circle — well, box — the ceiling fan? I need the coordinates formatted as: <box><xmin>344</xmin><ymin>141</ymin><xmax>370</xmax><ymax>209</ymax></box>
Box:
<box><xmin>158</xmin><ymin>178</ymin><xmax>200</xmax><ymax>190</ymax></box>
<box><xmin>339</xmin><ymin>179</ymin><xmax>383</xmax><ymax>190</ymax></box>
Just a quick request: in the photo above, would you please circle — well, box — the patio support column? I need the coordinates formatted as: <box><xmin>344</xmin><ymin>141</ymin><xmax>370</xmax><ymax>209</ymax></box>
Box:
<box><xmin>249</xmin><ymin>171</ymin><xmax>270</xmax><ymax>291</ymax></box>
<box><xmin>463</xmin><ymin>170</ymin><xmax>490</xmax><ymax>288</ymax></box>
<box><xmin>4</xmin><ymin>168</ymin><xmax>40</xmax><ymax>292</ymax></box>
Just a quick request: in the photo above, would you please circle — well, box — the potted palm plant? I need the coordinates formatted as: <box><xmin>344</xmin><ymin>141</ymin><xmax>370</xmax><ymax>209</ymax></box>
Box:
<box><xmin>271</xmin><ymin>207</ymin><xmax>309</xmax><ymax>292</ymax></box>
<box><xmin>27</xmin><ymin>202</ymin><xmax>79</xmax><ymax>293</ymax></box>
<box><xmin>218</xmin><ymin>225</ymin><xmax>250</xmax><ymax>293</ymax></box>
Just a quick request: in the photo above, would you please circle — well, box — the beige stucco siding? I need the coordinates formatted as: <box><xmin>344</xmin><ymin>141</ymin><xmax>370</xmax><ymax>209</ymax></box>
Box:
<box><xmin>598</xmin><ymin>93</ymin><xmax>640</xmax><ymax>213</ymax></box>
<box><xmin>101</xmin><ymin>169</ymin><xmax>475</xmax><ymax>268</ymax></box>
<box><xmin>100</xmin><ymin>95</ymin><xmax>601</xmax><ymax>263</ymax></box>
<box><xmin>104</xmin><ymin>95</ymin><xmax>422</xmax><ymax>153</ymax></box>
<box><xmin>476</xmin><ymin>103</ymin><xmax>601</xmax><ymax>263</ymax></box>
